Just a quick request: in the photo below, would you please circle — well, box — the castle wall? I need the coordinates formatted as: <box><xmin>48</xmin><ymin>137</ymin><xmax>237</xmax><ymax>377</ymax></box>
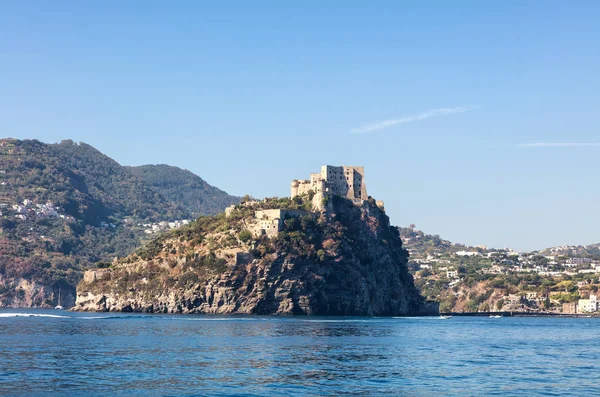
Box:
<box><xmin>83</xmin><ymin>269</ymin><xmax>111</xmax><ymax>283</ymax></box>
<box><xmin>319</xmin><ymin>165</ymin><xmax>367</xmax><ymax>200</ymax></box>
<box><xmin>293</xmin><ymin>180</ymin><xmax>313</xmax><ymax>197</ymax></box>
<box><xmin>225</xmin><ymin>205</ymin><xmax>236</xmax><ymax>217</ymax></box>
<box><xmin>292</xmin><ymin>165</ymin><xmax>370</xmax><ymax>210</ymax></box>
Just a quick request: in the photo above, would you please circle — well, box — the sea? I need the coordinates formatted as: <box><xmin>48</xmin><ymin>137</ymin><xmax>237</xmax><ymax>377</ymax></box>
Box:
<box><xmin>0</xmin><ymin>309</ymin><xmax>597</xmax><ymax>396</ymax></box>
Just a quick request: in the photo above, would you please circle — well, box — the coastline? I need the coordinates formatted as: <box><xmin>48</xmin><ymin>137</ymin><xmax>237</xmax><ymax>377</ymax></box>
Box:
<box><xmin>442</xmin><ymin>311</ymin><xmax>600</xmax><ymax>318</ymax></box>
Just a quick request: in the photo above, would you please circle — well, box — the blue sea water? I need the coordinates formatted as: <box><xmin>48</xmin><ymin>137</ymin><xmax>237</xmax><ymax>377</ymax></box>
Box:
<box><xmin>0</xmin><ymin>310</ymin><xmax>598</xmax><ymax>396</ymax></box>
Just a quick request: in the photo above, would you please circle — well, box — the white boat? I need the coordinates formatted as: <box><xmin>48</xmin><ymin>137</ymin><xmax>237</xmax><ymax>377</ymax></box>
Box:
<box><xmin>489</xmin><ymin>315</ymin><xmax>502</xmax><ymax>318</ymax></box>
<box><xmin>55</xmin><ymin>288</ymin><xmax>64</xmax><ymax>310</ymax></box>
<box><xmin>439</xmin><ymin>315</ymin><xmax>452</xmax><ymax>319</ymax></box>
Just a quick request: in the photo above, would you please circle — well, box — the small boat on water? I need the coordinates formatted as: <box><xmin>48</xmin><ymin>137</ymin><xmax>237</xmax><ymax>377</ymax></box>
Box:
<box><xmin>439</xmin><ymin>315</ymin><xmax>452</xmax><ymax>319</ymax></box>
<box><xmin>55</xmin><ymin>288</ymin><xmax>64</xmax><ymax>310</ymax></box>
<box><xmin>489</xmin><ymin>315</ymin><xmax>502</xmax><ymax>318</ymax></box>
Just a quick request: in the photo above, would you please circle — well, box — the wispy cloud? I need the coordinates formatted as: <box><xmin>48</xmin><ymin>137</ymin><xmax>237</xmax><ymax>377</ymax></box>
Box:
<box><xmin>517</xmin><ymin>142</ymin><xmax>600</xmax><ymax>148</ymax></box>
<box><xmin>350</xmin><ymin>105</ymin><xmax>479</xmax><ymax>134</ymax></box>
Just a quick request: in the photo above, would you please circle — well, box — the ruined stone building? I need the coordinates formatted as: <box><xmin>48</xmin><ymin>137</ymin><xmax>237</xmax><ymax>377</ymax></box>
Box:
<box><xmin>225</xmin><ymin>205</ymin><xmax>311</xmax><ymax>238</ymax></box>
<box><xmin>252</xmin><ymin>209</ymin><xmax>309</xmax><ymax>237</ymax></box>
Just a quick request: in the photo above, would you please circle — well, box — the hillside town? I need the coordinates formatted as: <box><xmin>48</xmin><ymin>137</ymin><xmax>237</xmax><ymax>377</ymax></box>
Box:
<box><xmin>401</xmin><ymin>226</ymin><xmax>600</xmax><ymax>315</ymax></box>
<box><xmin>138</xmin><ymin>219</ymin><xmax>191</xmax><ymax>234</ymax></box>
<box><xmin>1</xmin><ymin>198</ymin><xmax>191</xmax><ymax>238</ymax></box>
<box><xmin>0</xmin><ymin>199</ymin><xmax>75</xmax><ymax>222</ymax></box>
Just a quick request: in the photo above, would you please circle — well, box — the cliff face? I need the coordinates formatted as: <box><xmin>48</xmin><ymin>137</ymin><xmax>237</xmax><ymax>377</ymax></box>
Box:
<box><xmin>75</xmin><ymin>197</ymin><xmax>432</xmax><ymax>316</ymax></box>
<box><xmin>0</xmin><ymin>274</ymin><xmax>75</xmax><ymax>308</ymax></box>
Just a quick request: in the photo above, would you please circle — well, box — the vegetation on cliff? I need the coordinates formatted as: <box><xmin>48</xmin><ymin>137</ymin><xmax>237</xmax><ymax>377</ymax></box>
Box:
<box><xmin>76</xmin><ymin>196</ymin><xmax>427</xmax><ymax>315</ymax></box>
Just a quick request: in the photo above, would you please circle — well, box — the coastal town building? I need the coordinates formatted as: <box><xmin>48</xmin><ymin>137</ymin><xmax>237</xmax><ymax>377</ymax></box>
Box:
<box><xmin>577</xmin><ymin>295</ymin><xmax>598</xmax><ymax>313</ymax></box>
<box><xmin>562</xmin><ymin>302</ymin><xmax>578</xmax><ymax>314</ymax></box>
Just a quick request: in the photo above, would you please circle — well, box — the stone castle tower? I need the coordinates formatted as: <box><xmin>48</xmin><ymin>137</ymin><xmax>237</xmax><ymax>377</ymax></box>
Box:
<box><xmin>291</xmin><ymin>165</ymin><xmax>368</xmax><ymax>211</ymax></box>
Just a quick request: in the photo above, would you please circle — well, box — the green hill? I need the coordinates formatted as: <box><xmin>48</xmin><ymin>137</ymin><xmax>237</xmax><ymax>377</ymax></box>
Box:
<box><xmin>0</xmin><ymin>139</ymin><xmax>235</xmax><ymax>308</ymax></box>
<box><xmin>127</xmin><ymin>164</ymin><xmax>241</xmax><ymax>216</ymax></box>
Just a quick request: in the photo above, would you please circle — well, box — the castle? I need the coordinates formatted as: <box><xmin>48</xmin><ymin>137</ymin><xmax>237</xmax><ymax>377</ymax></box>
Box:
<box><xmin>226</xmin><ymin>165</ymin><xmax>381</xmax><ymax>237</ymax></box>
<box><xmin>291</xmin><ymin>165</ymin><xmax>368</xmax><ymax>211</ymax></box>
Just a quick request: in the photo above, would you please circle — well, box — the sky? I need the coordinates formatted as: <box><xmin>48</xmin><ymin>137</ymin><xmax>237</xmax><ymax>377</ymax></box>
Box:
<box><xmin>1</xmin><ymin>1</ymin><xmax>599</xmax><ymax>251</ymax></box>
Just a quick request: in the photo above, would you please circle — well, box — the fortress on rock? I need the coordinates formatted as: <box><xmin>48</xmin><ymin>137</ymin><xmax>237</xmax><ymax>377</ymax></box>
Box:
<box><xmin>226</xmin><ymin>165</ymin><xmax>383</xmax><ymax>237</ymax></box>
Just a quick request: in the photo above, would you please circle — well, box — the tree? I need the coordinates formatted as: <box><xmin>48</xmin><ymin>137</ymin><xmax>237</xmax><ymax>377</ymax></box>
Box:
<box><xmin>543</xmin><ymin>297</ymin><xmax>551</xmax><ymax>310</ymax></box>
<box><xmin>496</xmin><ymin>299</ymin><xmax>504</xmax><ymax>310</ymax></box>
<box><xmin>465</xmin><ymin>299</ymin><xmax>478</xmax><ymax>312</ymax></box>
<box><xmin>241</xmin><ymin>194</ymin><xmax>252</xmax><ymax>203</ymax></box>
<box><xmin>238</xmin><ymin>230</ymin><xmax>252</xmax><ymax>243</ymax></box>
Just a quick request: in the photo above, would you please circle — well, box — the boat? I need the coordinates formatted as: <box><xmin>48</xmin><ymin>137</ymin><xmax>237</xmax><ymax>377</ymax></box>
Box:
<box><xmin>439</xmin><ymin>315</ymin><xmax>452</xmax><ymax>319</ymax></box>
<box><xmin>489</xmin><ymin>315</ymin><xmax>502</xmax><ymax>318</ymax></box>
<box><xmin>55</xmin><ymin>288</ymin><xmax>64</xmax><ymax>310</ymax></box>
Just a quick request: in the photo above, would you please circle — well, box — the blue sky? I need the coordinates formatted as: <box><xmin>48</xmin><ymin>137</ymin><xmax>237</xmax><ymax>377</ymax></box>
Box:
<box><xmin>1</xmin><ymin>1</ymin><xmax>599</xmax><ymax>251</ymax></box>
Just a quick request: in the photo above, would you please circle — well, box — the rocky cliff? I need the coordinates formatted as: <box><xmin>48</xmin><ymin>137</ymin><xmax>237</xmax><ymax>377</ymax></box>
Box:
<box><xmin>74</xmin><ymin>196</ymin><xmax>433</xmax><ymax>316</ymax></box>
<box><xmin>0</xmin><ymin>274</ymin><xmax>75</xmax><ymax>308</ymax></box>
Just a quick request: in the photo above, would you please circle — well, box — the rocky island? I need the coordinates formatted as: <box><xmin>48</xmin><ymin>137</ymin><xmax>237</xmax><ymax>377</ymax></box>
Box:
<box><xmin>74</xmin><ymin>165</ymin><xmax>435</xmax><ymax>316</ymax></box>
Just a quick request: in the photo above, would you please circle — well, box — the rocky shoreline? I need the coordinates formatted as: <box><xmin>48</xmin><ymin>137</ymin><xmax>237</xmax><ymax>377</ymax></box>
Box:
<box><xmin>443</xmin><ymin>311</ymin><xmax>600</xmax><ymax>318</ymax></box>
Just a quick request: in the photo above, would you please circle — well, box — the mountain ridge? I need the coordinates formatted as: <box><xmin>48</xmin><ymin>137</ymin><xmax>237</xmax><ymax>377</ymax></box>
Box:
<box><xmin>127</xmin><ymin>164</ymin><xmax>241</xmax><ymax>217</ymax></box>
<box><xmin>0</xmin><ymin>138</ymin><xmax>241</xmax><ymax>308</ymax></box>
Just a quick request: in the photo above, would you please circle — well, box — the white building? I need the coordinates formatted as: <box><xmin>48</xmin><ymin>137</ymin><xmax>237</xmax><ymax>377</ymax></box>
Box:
<box><xmin>578</xmin><ymin>295</ymin><xmax>598</xmax><ymax>313</ymax></box>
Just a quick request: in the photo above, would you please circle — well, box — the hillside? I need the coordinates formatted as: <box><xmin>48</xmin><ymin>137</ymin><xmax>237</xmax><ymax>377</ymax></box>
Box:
<box><xmin>75</xmin><ymin>196</ymin><xmax>431</xmax><ymax>316</ymax></box>
<box><xmin>400</xmin><ymin>226</ymin><xmax>600</xmax><ymax>313</ymax></box>
<box><xmin>537</xmin><ymin>243</ymin><xmax>600</xmax><ymax>258</ymax></box>
<box><xmin>0</xmin><ymin>139</ymin><xmax>231</xmax><ymax>308</ymax></box>
<box><xmin>127</xmin><ymin>164</ymin><xmax>241</xmax><ymax>216</ymax></box>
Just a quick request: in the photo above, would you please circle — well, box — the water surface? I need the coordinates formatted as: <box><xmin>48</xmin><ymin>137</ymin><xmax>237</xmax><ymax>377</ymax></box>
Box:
<box><xmin>0</xmin><ymin>309</ymin><xmax>597</xmax><ymax>396</ymax></box>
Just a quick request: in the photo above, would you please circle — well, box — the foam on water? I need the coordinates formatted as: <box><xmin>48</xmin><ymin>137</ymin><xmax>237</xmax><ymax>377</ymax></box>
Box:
<box><xmin>171</xmin><ymin>317</ymin><xmax>264</xmax><ymax>321</ymax></box>
<box><xmin>299</xmin><ymin>319</ymin><xmax>378</xmax><ymax>323</ymax></box>
<box><xmin>0</xmin><ymin>313</ymin><xmax>70</xmax><ymax>319</ymax></box>
<box><xmin>78</xmin><ymin>315</ymin><xmax>162</xmax><ymax>320</ymax></box>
